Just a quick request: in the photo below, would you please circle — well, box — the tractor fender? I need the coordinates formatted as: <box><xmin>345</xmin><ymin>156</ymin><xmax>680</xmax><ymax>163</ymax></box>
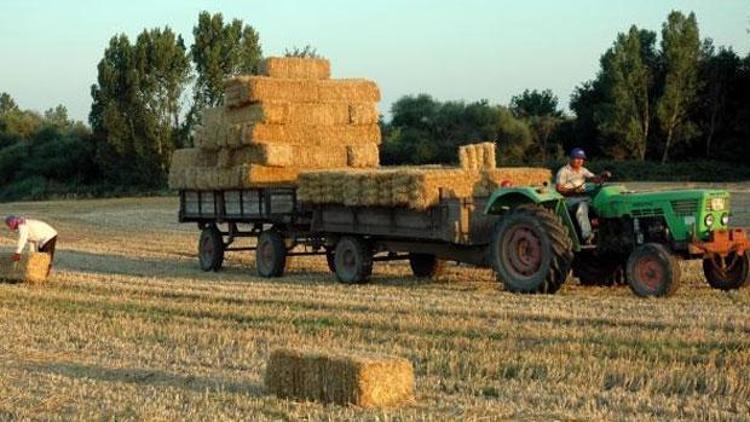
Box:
<box><xmin>484</xmin><ymin>187</ymin><xmax>564</xmax><ymax>215</ymax></box>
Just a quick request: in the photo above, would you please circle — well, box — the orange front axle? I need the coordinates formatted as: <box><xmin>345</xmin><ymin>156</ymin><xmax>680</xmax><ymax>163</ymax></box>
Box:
<box><xmin>689</xmin><ymin>228</ymin><xmax>749</xmax><ymax>257</ymax></box>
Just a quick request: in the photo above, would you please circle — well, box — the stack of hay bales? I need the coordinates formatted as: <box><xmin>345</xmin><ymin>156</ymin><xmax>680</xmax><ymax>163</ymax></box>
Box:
<box><xmin>297</xmin><ymin>142</ymin><xmax>552</xmax><ymax>210</ymax></box>
<box><xmin>168</xmin><ymin>57</ymin><xmax>381</xmax><ymax>190</ymax></box>
<box><xmin>0</xmin><ymin>253</ymin><xmax>51</xmax><ymax>284</ymax></box>
<box><xmin>265</xmin><ymin>348</ymin><xmax>415</xmax><ymax>408</ymax></box>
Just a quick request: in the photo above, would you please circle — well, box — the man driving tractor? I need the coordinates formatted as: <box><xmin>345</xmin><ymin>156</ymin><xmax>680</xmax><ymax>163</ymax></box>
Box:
<box><xmin>555</xmin><ymin>148</ymin><xmax>611</xmax><ymax>244</ymax></box>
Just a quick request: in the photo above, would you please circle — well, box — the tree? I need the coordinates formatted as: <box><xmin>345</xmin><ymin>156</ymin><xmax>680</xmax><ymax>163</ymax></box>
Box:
<box><xmin>0</xmin><ymin>92</ymin><xmax>18</xmax><ymax>116</ymax></box>
<box><xmin>496</xmin><ymin>107</ymin><xmax>532</xmax><ymax>163</ymax></box>
<box><xmin>191</xmin><ymin>11</ymin><xmax>263</xmax><ymax>110</ymax></box>
<box><xmin>43</xmin><ymin>105</ymin><xmax>70</xmax><ymax>129</ymax></box>
<box><xmin>657</xmin><ymin>11</ymin><xmax>701</xmax><ymax>163</ymax></box>
<box><xmin>510</xmin><ymin>89</ymin><xmax>562</xmax><ymax>118</ymax></box>
<box><xmin>284</xmin><ymin>45</ymin><xmax>322</xmax><ymax>58</ymax></box>
<box><xmin>597</xmin><ymin>26</ymin><xmax>656</xmax><ymax>160</ymax></box>
<box><xmin>90</xmin><ymin>27</ymin><xmax>190</xmax><ymax>185</ymax></box>
<box><xmin>697</xmin><ymin>42</ymin><xmax>741</xmax><ymax>157</ymax></box>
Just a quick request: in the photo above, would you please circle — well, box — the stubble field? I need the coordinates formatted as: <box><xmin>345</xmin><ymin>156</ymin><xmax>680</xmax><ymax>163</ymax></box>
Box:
<box><xmin>0</xmin><ymin>184</ymin><xmax>749</xmax><ymax>420</ymax></box>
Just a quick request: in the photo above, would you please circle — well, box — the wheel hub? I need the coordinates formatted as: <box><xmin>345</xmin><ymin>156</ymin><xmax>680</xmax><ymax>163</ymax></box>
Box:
<box><xmin>503</xmin><ymin>225</ymin><xmax>542</xmax><ymax>277</ymax></box>
<box><xmin>636</xmin><ymin>256</ymin><xmax>664</xmax><ymax>290</ymax></box>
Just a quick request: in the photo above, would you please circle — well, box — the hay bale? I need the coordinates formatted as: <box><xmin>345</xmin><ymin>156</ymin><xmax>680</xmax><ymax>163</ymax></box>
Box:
<box><xmin>482</xmin><ymin>142</ymin><xmax>497</xmax><ymax>169</ymax></box>
<box><xmin>347</xmin><ymin>144</ymin><xmax>380</xmax><ymax>168</ymax></box>
<box><xmin>265</xmin><ymin>348</ymin><xmax>415</xmax><ymax>408</ymax></box>
<box><xmin>348</xmin><ymin>103</ymin><xmax>379</xmax><ymax>125</ymax></box>
<box><xmin>459</xmin><ymin>142</ymin><xmax>497</xmax><ymax>170</ymax></box>
<box><xmin>318</xmin><ymin>79</ymin><xmax>381</xmax><ymax>103</ymax></box>
<box><xmin>0</xmin><ymin>253</ymin><xmax>51</xmax><ymax>284</ymax></box>
<box><xmin>236</xmin><ymin>164</ymin><xmax>301</xmax><ymax>187</ymax></box>
<box><xmin>261</xmin><ymin>57</ymin><xmax>331</xmax><ymax>80</ymax></box>
<box><xmin>170</xmin><ymin>148</ymin><xmax>218</xmax><ymax>170</ymax></box>
<box><xmin>224</xmin><ymin>77</ymin><xmax>319</xmax><ymax>108</ymax></box>
<box><xmin>241</xmin><ymin>123</ymin><xmax>381</xmax><ymax>146</ymax></box>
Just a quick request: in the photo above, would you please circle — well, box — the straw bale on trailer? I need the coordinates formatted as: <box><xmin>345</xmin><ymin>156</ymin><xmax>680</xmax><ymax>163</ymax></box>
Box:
<box><xmin>241</xmin><ymin>123</ymin><xmax>381</xmax><ymax>146</ymax></box>
<box><xmin>224</xmin><ymin>77</ymin><xmax>380</xmax><ymax>109</ymax></box>
<box><xmin>347</xmin><ymin>143</ymin><xmax>380</xmax><ymax>168</ymax></box>
<box><xmin>170</xmin><ymin>148</ymin><xmax>218</xmax><ymax>170</ymax></box>
<box><xmin>216</xmin><ymin>143</ymin><xmax>379</xmax><ymax>169</ymax></box>
<box><xmin>235</xmin><ymin>164</ymin><xmax>300</xmax><ymax>187</ymax></box>
<box><xmin>297</xmin><ymin>167</ymin><xmax>481</xmax><ymax>210</ymax></box>
<box><xmin>0</xmin><ymin>253</ymin><xmax>51</xmax><ymax>284</ymax></box>
<box><xmin>260</xmin><ymin>57</ymin><xmax>331</xmax><ymax>80</ymax></box>
<box><xmin>459</xmin><ymin>142</ymin><xmax>496</xmax><ymax>171</ymax></box>
<box><xmin>265</xmin><ymin>348</ymin><xmax>415</xmax><ymax>408</ymax></box>
<box><xmin>223</xmin><ymin>102</ymin><xmax>379</xmax><ymax>126</ymax></box>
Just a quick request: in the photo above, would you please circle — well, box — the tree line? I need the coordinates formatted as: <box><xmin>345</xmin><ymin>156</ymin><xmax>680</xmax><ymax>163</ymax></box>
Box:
<box><xmin>0</xmin><ymin>10</ymin><xmax>748</xmax><ymax>201</ymax></box>
<box><xmin>383</xmin><ymin>11</ymin><xmax>750</xmax><ymax>166</ymax></box>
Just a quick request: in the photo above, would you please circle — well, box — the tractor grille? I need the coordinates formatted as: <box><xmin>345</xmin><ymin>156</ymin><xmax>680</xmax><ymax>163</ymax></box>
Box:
<box><xmin>671</xmin><ymin>199</ymin><xmax>699</xmax><ymax>216</ymax></box>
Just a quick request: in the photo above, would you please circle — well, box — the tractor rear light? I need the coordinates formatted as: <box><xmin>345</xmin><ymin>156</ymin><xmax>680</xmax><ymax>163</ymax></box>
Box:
<box><xmin>721</xmin><ymin>213</ymin><xmax>730</xmax><ymax>225</ymax></box>
<box><xmin>705</xmin><ymin>214</ymin><xmax>715</xmax><ymax>227</ymax></box>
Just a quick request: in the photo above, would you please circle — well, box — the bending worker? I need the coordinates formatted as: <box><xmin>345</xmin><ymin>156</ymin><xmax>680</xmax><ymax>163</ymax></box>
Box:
<box><xmin>555</xmin><ymin>148</ymin><xmax>610</xmax><ymax>244</ymax></box>
<box><xmin>5</xmin><ymin>215</ymin><xmax>58</xmax><ymax>275</ymax></box>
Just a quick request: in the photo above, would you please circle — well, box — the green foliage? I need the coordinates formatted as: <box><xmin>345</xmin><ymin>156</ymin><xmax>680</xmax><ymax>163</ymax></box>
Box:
<box><xmin>191</xmin><ymin>11</ymin><xmax>263</xmax><ymax>110</ymax></box>
<box><xmin>510</xmin><ymin>89</ymin><xmax>562</xmax><ymax>118</ymax></box>
<box><xmin>90</xmin><ymin>27</ymin><xmax>190</xmax><ymax>187</ymax></box>
<box><xmin>284</xmin><ymin>45</ymin><xmax>322</xmax><ymax>59</ymax></box>
<box><xmin>597</xmin><ymin>26</ymin><xmax>656</xmax><ymax>160</ymax></box>
<box><xmin>657</xmin><ymin>11</ymin><xmax>702</xmax><ymax>163</ymax></box>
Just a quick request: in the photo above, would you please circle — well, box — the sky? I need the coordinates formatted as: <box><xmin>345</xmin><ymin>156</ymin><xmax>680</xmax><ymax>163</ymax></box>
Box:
<box><xmin>0</xmin><ymin>0</ymin><xmax>748</xmax><ymax>122</ymax></box>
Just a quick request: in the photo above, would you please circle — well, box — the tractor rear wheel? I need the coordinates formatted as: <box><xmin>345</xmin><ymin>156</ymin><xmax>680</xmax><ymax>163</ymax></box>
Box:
<box><xmin>333</xmin><ymin>236</ymin><xmax>373</xmax><ymax>285</ymax></box>
<box><xmin>490</xmin><ymin>204</ymin><xmax>574</xmax><ymax>294</ymax></box>
<box><xmin>703</xmin><ymin>252</ymin><xmax>750</xmax><ymax>291</ymax></box>
<box><xmin>256</xmin><ymin>230</ymin><xmax>287</xmax><ymax>278</ymax></box>
<box><xmin>573</xmin><ymin>252</ymin><xmax>626</xmax><ymax>286</ymax></box>
<box><xmin>409</xmin><ymin>253</ymin><xmax>444</xmax><ymax>278</ymax></box>
<box><xmin>626</xmin><ymin>243</ymin><xmax>680</xmax><ymax>297</ymax></box>
<box><xmin>198</xmin><ymin>225</ymin><xmax>224</xmax><ymax>272</ymax></box>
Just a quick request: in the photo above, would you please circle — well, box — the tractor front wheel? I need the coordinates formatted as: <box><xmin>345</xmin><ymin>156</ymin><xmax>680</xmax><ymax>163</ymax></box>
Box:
<box><xmin>490</xmin><ymin>204</ymin><xmax>573</xmax><ymax>294</ymax></box>
<box><xmin>626</xmin><ymin>243</ymin><xmax>680</xmax><ymax>297</ymax></box>
<box><xmin>703</xmin><ymin>252</ymin><xmax>750</xmax><ymax>291</ymax></box>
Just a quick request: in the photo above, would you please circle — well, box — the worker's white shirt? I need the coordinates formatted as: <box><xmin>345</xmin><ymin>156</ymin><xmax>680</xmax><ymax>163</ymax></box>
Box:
<box><xmin>16</xmin><ymin>219</ymin><xmax>57</xmax><ymax>253</ymax></box>
<box><xmin>555</xmin><ymin>164</ymin><xmax>595</xmax><ymax>190</ymax></box>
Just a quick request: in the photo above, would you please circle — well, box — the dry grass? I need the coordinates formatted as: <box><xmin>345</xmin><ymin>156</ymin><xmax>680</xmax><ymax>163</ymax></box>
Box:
<box><xmin>0</xmin><ymin>191</ymin><xmax>748</xmax><ymax>420</ymax></box>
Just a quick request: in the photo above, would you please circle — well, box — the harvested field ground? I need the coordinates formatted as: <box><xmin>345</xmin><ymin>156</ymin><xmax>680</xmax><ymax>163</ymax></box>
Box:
<box><xmin>0</xmin><ymin>183</ymin><xmax>749</xmax><ymax>420</ymax></box>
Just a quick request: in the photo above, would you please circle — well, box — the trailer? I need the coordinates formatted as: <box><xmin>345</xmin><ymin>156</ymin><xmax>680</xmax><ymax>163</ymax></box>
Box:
<box><xmin>178</xmin><ymin>187</ymin><xmax>500</xmax><ymax>283</ymax></box>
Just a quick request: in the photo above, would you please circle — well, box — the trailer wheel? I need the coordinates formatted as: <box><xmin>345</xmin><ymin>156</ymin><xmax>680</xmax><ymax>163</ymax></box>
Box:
<box><xmin>333</xmin><ymin>236</ymin><xmax>373</xmax><ymax>284</ymax></box>
<box><xmin>626</xmin><ymin>243</ymin><xmax>680</xmax><ymax>297</ymax></box>
<box><xmin>703</xmin><ymin>252</ymin><xmax>749</xmax><ymax>291</ymax></box>
<box><xmin>198</xmin><ymin>225</ymin><xmax>224</xmax><ymax>272</ymax></box>
<box><xmin>325</xmin><ymin>248</ymin><xmax>336</xmax><ymax>273</ymax></box>
<box><xmin>489</xmin><ymin>204</ymin><xmax>573</xmax><ymax>294</ymax></box>
<box><xmin>256</xmin><ymin>230</ymin><xmax>287</xmax><ymax>278</ymax></box>
<box><xmin>409</xmin><ymin>253</ymin><xmax>444</xmax><ymax>278</ymax></box>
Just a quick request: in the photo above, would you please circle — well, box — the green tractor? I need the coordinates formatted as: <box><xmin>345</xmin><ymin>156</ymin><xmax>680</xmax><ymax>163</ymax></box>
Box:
<box><xmin>485</xmin><ymin>180</ymin><xmax>749</xmax><ymax>297</ymax></box>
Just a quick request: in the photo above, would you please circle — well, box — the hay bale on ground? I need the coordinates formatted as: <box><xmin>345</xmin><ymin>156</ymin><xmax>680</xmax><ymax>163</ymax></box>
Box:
<box><xmin>260</xmin><ymin>57</ymin><xmax>331</xmax><ymax>80</ymax></box>
<box><xmin>0</xmin><ymin>253</ymin><xmax>51</xmax><ymax>284</ymax></box>
<box><xmin>265</xmin><ymin>348</ymin><xmax>415</xmax><ymax>408</ymax></box>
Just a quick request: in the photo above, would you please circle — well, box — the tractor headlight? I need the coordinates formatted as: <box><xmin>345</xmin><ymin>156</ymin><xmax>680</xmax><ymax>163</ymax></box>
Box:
<box><xmin>721</xmin><ymin>213</ymin><xmax>730</xmax><ymax>225</ymax></box>
<box><xmin>705</xmin><ymin>214</ymin><xmax>715</xmax><ymax>227</ymax></box>
<box><xmin>710</xmin><ymin>197</ymin><xmax>726</xmax><ymax>211</ymax></box>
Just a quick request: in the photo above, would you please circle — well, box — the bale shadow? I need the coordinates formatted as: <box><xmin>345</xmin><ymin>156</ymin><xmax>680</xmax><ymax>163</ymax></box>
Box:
<box><xmin>19</xmin><ymin>360</ymin><xmax>264</xmax><ymax>397</ymax></box>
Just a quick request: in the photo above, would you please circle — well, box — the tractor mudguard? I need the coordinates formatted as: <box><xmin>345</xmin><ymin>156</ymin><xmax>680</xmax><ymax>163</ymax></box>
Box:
<box><xmin>484</xmin><ymin>186</ymin><xmax>583</xmax><ymax>251</ymax></box>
